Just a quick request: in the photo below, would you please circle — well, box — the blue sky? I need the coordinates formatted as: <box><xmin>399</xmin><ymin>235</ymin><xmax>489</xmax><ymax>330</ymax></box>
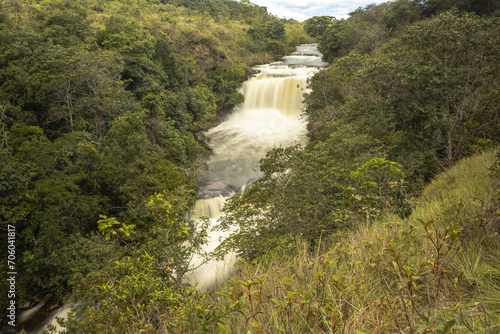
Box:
<box><xmin>248</xmin><ymin>0</ymin><xmax>387</xmax><ymax>21</ymax></box>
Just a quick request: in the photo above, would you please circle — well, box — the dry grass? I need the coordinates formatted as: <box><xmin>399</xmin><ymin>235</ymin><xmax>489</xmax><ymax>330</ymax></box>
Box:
<box><xmin>209</xmin><ymin>149</ymin><xmax>500</xmax><ymax>333</ymax></box>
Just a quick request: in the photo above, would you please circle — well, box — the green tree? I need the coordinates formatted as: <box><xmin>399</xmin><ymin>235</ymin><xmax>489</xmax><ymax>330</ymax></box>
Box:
<box><xmin>99</xmin><ymin>111</ymin><xmax>187</xmax><ymax>211</ymax></box>
<box><xmin>313</xmin><ymin>11</ymin><xmax>500</xmax><ymax>181</ymax></box>
<box><xmin>210</xmin><ymin>66</ymin><xmax>245</xmax><ymax>109</ymax></box>
<box><xmin>0</xmin><ymin>126</ymin><xmax>107</xmax><ymax>303</ymax></box>
<box><xmin>382</xmin><ymin>0</ymin><xmax>422</xmax><ymax>30</ymax></box>
<box><xmin>351</xmin><ymin>11</ymin><xmax>500</xmax><ymax>168</ymax></box>
<box><xmin>33</xmin><ymin>0</ymin><xmax>91</xmax><ymax>47</ymax></box>
<box><xmin>418</xmin><ymin>0</ymin><xmax>500</xmax><ymax>17</ymax></box>
<box><xmin>217</xmin><ymin>137</ymin><xmax>395</xmax><ymax>260</ymax></box>
<box><xmin>64</xmin><ymin>189</ymin><xmax>215</xmax><ymax>333</ymax></box>
<box><xmin>319</xmin><ymin>3</ymin><xmax>391</xmax><ymax>61</ymax></box>
<box><xmin>304</xmin><ymin>16</ymin><xmax>335</xmax><ymax>38</ymax></box>
<box><xmin>247</xmin><ymin>17</ymin><xmax>287</xmax><ymax>55</ymax></box>
<box><xmin>30</xmin><ymin>49</ymin><xmax>130</xmax><ymax>136</ymax></box>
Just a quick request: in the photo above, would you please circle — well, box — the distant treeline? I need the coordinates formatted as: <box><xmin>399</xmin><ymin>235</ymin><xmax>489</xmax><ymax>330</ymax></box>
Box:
<box><xmin>304</xmin><ymin>0</ymin><xmax>500</xmax><ymax>62</ymax></box>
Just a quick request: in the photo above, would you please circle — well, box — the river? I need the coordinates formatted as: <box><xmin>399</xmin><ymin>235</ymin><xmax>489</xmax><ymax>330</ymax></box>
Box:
<box><xmin>187</xmin><ymin>44</ymin><xmax>327</xmax><ymax>291</ymax></box>
<box><xmin>15</xmin><ymin>43</ymin><xmax>327</xmax><ymax>333</ymax></box>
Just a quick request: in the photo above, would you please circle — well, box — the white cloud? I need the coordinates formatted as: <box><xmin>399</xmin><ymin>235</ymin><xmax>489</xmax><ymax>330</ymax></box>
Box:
<box><xmin>246</xmin><ymin>0</ymin><xmax>387</xmax><ymax>20</ymax></box>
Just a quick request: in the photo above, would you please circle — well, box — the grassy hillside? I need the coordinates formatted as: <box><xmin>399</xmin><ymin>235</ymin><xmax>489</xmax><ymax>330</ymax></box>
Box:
<box><xmin>207</xmin><ymin>6</ymin><xmax>500</xmax><ymax>333</ymax></box>
<box><xmin>211</xmin><ymin>149</ymin><xmax>500</xmax><ymax>333</ymax></box>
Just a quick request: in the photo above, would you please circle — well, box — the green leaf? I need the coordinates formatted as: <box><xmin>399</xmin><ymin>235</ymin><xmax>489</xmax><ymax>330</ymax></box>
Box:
<box><xmin>251</xmin><ymin>321</ymin><xmax>261</xmax><ymax>328</ymax></box>
<box><xmin>416</xmin><ymin>218</ymin><xmax>432</xmax><ymax>228</ymax></box>
<box><xmin>415</xmin><ymin>219</ymin><xmax>426</xmax><ymax>227</ymax></box>
<box><xmin>417</xmin><ymin>325</ymin><xmax>428</xmax><ymax>332</ymax></box>
<box><xmin>355</xmin><ymin>330</ymin><xmax>372</xmax><ymax>334</ymax></box>
<box><xmin>217</xmin><ymin>322</ymin><xmax>229</xmax><ymax>332</ymax></box>
<box><xmin>442</xmin><ymin>319</ymin><xmax>456</xmax><ymax>333</ymax></box>
<box><xmin>216</xmin><ymin>291</ymin><xmax>231</xmax><ymax>298</ymax></box>
<box><xmin>464</xmin><ymin>310</ymin><xmax>481</xmax><ymax>317</ymax></box>
<box><xmin>271</xmin><ymin>298</ymin><xmax>283</xmax><ymax>308</ymax></box>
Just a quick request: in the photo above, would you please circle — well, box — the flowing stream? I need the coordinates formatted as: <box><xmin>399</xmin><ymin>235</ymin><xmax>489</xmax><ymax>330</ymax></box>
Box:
<box><xmin>13</xmin><ymin>44</ymin><xmax>326</xmax><ymax>333</ymax></box>
<box><xmin>187</xmin><ymin>44</ymin><xmax>327</xmax><ymax>291</ymax></box>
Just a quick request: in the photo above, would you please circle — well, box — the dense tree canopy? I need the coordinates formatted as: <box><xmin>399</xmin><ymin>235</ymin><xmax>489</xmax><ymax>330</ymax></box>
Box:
<box><xmin>307</xmin><ymin>11</ymin><xmax>500</xmax><ymax>182</ymax></box>
<box><xmin>316</xmin><ymin>0</ymin><xmax>500</xmax><ymax>62</ymax></box>
<box><xmin>1</xmin><ymin>0</ymin><xmax>499</xmax><ymax>332</ymax></box>
<box><xmin>215</xmin><ymin>9</ymin><xmax>499</xmax><ymax>267</ymax></box>
<box><xmin>0</xmin><ymin>0</ymin><xmax>309</xmax><ymax>317</ymax></box>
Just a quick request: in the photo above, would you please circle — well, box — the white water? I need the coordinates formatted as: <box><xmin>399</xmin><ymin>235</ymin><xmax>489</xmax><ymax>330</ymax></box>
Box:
<box><xmin>32</xmin><ymin>304</ymin><xmax>80</xmax><ymax>334</ymax></box>
<box><xmin>16</xmin><ymin>44</ymin><xmax>326</xmax><ymax>333</ymax></box>
<box><xmin>189</xmin><ymin>44</ymin><xmax>326</xmax><ymax>291</ymax></box>
<box><xmin>13</xmin><ymin>302</ymin><xmax>81</xmax><ymax>334</ymax></box>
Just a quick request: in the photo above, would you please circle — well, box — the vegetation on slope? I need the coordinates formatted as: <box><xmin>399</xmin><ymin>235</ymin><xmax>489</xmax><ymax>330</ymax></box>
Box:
<box><xmin>306</xmin><ymin>10</ymin><xmax>500</xmax><ymax>185</ymax></box>
<box><xmin>1</xmin><ymin>0</ymin><xmax>499</xmax><ymax>333</ymax></box>
<box><xmin>209</xmin><ymin>3</ymin><xmax>500</xmax><ymax>334</ymax></box>
<box><xmin>0</xmin><ymin>0</ymin><xmax>311</xmax><ymax>324</ymax></box>
<box><xmin>215</xmin><ymin>9</ymin><xmax>499</xmax><ymax>263</ymax></box>
<box><xmin>213</xmin><ymin>149</ymin><xmax>500</xmax><ymax>333</ymax></box>
<box><xmin>314</xmin><ymin>0</ymin><xmax>500</xmax><ymax>62</ymax></box>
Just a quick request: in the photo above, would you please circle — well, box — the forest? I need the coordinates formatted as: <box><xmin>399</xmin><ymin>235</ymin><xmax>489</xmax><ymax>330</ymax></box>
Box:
<box><xmin>0</xmin><ymin>0</ymin><xmax>499</xmax><ymax>333</ymax></box>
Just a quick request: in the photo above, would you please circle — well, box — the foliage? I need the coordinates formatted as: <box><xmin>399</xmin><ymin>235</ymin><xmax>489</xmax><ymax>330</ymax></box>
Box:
<box><xmin>210</xmin><ymin>149</ymin><xmax>500</xmax><ymax>334</ymax></box>
<box><xmin>303</xmin><ymin>16</ymin><xmax>335</xmax><ymax>38</ymax></box>
<box><xmin>307</xmin><ymin>11</ymin><xmax>500</xmax><ymax>184</ymax></box>
<box><xmin>2</xmin><ymin>0</ymin><xmax>499</xmax><ymax>332</ymax></box>
<box><xmin>317</xmin><ymin>0</ymin><xmax>500</xmax><ymax>62</ymax></box>
<box><xmin>216</xmin><ymin>144</ymin><xmax>410</xmax><ymax>260</ymax></box>
<box><xmin>247</xmin><ymin>17</ymin><xmax>288</xmax><ymax>57</ymax></box>
<box><xmin>0</xmin><ymin>0</ymin><xmax>308</xmax><ymax>317</ymax></box>
<box><xmin>58</xmin><ymin>189</ymin><xmax>217</xmax><ymax>333</ymax></box>
<box><xmin>0</xmin><ymin>127</ymin><xmax>108</xmax><ymax>304</ymax></box>
<box><xmin>418</xmin><ymin>0</ymin><xmax>500</xmax><ymax>17</ymax></box>
<box><xmin>56</xmin><ymin>253</ymin><xmax>219</xmax><ymax>334</ymax></box>
<box><xmin>319</xmin><ymin>3</ymin><xmax>391</xmax><ymax>62</ymax></box>
<box><xmin>208</xmin><ymin>8</ymin><xmax>500</xmax><ymax>333</ymax></box>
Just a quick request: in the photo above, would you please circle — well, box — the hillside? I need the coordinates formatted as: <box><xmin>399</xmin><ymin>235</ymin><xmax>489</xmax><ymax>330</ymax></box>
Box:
<box><xmin>0</xmin><ymin>0</ymin><xmax>311</xmax><ymax>326</ymax></box>
<box><xmin>206</xmin><ymin>3</ymin><xmax>500</xmax><ymax>333</ymax></box>
<box><xmin>211</xmin><ymin>149</ymin><xmax>499</xmax><ymax>333</ymax></box>
<box><xmin>1</xmin><ymin>1</ymin><xmax>499</xmax><ymax>333</ymax></box>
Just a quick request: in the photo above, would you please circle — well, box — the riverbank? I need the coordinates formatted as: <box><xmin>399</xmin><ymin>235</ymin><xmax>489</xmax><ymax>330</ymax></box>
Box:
<box><xmin>208</xmin><ymin>149</ymin><xmax>500</xmax><ymax>333</ymax></box>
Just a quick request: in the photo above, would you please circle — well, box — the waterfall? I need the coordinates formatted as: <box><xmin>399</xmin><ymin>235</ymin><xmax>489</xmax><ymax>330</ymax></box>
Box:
<box><xmin>189</xmin><ymin>44</ymin><xmax>326</xmax><ymax>291</ymax></box>
<box><xmin>18</xmin><ymin>44</ymin><xmax>326</xmax><ymax>333</ymax></box>
<box><xmin>241</xmin><ymin>67</ymin><xmax>310</xmax><ymax>117</ymax></box>
<box><xmin>189</xmin><ymin>195</ymin><xmax>226</xmax><ymax>221</ymax></box>
<box><xmin>15</xmin><ymin>302</ymin><xmax>82</xmax><ymax>334</ymax></box>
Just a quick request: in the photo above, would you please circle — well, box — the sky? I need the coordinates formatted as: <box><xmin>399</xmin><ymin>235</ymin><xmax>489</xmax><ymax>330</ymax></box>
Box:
<box><xmin>247</xmin><ymin>0</ymin><xmax>387</xmax><ymax>21</ymax></box>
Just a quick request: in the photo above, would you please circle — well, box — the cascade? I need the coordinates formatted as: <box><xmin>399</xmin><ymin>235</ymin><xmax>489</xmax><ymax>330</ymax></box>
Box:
<box><xmin>17</xmin><ymin>44</ymin><xmax>326</xmax><ymax>333</ymax></box>
<box><xmin>189</xmin><ymin>195</ymin><xmax>226</xmax><ymax>221</ymax></box>
<box><xmin>241</xmin><ymin>68</ymin><xmax>309</xmax><ymax>117</ymax></box>
<box><xmin>189</xmin><ymin>44</ymin><xmax>327</xmax><ymax>290</ymax></box>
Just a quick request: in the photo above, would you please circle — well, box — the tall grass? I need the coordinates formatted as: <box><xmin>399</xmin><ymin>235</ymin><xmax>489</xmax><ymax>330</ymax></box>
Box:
<box><xmin>210</xmin><ymin>149</ymin><xmax>500</xmax><ymax>333</ymax></box>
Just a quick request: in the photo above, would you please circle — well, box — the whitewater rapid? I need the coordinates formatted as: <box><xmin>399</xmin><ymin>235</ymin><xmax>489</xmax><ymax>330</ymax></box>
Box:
<box><xmin>188</xmin><ymin>44</ymin><xmax>326</xmax><ymax>291</ymax></box>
